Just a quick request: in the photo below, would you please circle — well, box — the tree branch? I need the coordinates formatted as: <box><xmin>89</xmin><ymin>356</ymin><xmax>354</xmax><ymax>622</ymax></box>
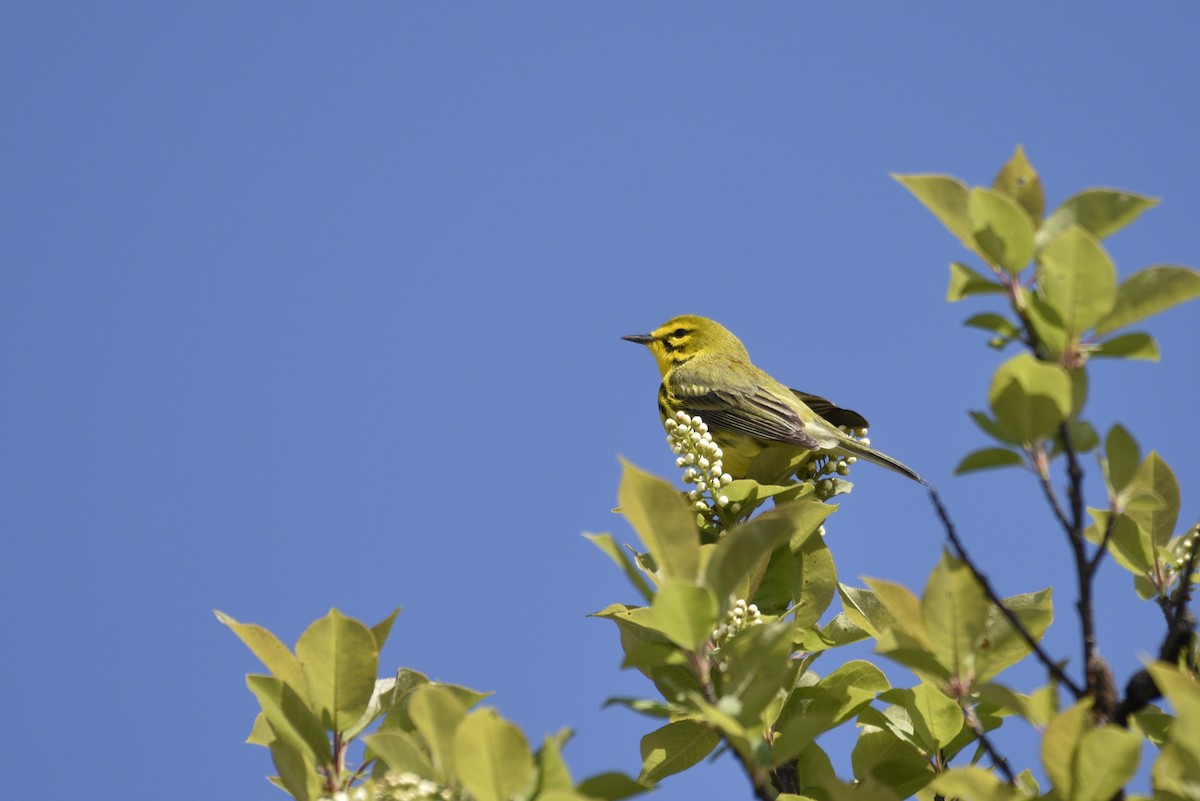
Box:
<box><xmin>927</xmin><ymin>486</ymin><xmax>1085</xmax><ymax>698</ymax></box>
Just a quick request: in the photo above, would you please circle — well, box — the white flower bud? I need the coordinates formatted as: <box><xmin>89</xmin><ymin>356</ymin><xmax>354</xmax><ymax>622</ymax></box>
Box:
<box><xmin>859</xmin><ymin>437</ymin><xmax>870</xmax><ymax>446</ymax></box>
<box><xmin>717</xmin><ymin>495</ymin><xmax>729</xmax><ymax>507</ymax></box>
<box><xmin>694</xmin><ymin>501</ymin><xmax>709</xmax><ymax>512</ymax></box>
<box><xmin>692</xmin><ymin>416</ymin><xmax>703</xmax><ymax>426</ymax></box>
<box><xmin>720</xmin><ymin>473</ymin><xmax>733</xmax><ymax>485</ymax></box>
<box><xmin>698</xmin><ymin>457</ymin><xmax>710</xmax><ymax>469</ymax></box>
<box><xmin>676</xmin><ymin>457</ymin><xmax>686</xmax><ymax>467</ymax></box>
<box><xmin>697</xmin><ymin>422</ymin><xmax>709</xmax><ymax>433</ymax></box>
<box><xmin>730</xmin><ymin>503</ymin><xmax>742</xmax><ymax>513</ymax></box>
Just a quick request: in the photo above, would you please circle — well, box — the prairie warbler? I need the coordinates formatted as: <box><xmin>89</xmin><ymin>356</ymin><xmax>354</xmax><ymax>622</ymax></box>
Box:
<box><xmin>623</xmin><ymin>315</ymin><xmax>924</xmax><ymax>484</ymax></box>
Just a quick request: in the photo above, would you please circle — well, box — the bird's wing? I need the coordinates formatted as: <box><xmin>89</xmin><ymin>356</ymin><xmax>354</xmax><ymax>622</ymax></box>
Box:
<box><xmin>790</xmin><ymin>389</ymin><xmax>870</xmax><ymax>430</ymax></box>
<box><xmin>672</xmin><ymin>381</ymin><xmax>822</xmax><ymax>451</ymax></box>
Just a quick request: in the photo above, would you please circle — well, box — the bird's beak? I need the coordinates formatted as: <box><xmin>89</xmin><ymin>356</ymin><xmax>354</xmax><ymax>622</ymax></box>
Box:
<box><xmin>622</xmin><ymin>333</ymin><xmax>656</xmax><ymax>345</ymax></box>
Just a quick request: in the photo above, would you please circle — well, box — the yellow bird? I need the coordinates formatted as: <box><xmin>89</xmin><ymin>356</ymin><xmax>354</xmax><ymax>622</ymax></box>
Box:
<box><xmin>623</xmin><ymin>315</ymin><xmax>925</xmax><ymax>484</ymax></box>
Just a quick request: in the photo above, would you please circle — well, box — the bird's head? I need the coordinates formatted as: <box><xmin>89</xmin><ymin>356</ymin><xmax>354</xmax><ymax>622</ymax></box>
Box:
<box><xmin>622</xmin><ymin>315</ymin><xmax>747</xmax><ymax>376</ymax></box>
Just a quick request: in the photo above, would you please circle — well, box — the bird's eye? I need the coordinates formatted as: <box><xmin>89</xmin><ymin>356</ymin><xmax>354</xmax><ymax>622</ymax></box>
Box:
<box><xmin>672</xmin><ymin>328</ymin><xmax>687</xmax><ymax>338</ymax></box>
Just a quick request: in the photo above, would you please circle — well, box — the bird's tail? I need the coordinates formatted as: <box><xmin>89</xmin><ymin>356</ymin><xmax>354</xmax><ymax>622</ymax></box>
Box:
<box><xmin>834</xmin><ymin>436</ymin><xmax>927</xmax><ymax>486</ymax></box>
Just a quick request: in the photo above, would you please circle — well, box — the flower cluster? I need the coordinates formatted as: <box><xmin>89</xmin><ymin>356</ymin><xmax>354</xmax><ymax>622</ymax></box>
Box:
<box><xmin>321</xmin><ymin>788</ymin><xmax>370</xmax><ymax>801</ymax></box>
<box><xmin>711</xmin><ymin>598</ymin><xmax>763</xmax><ymax>648</ymax></box>
<box><xmin>665</xmin><ymin>412</ymin><xmax>739</xmax><ymax>516</ymax></box>
<box><xmin>376</xmin><ymin>772</ymin><xmax>455</xmax><ymax>801</ymax></box>
<box><xmin>1171</xmin><ymin>524</ymin><xmax>1200</xmax><ymax>572</ymax></box>
<box><xmin>801</xmin><ymin>426</ymin><xmax>869</xmax><ymax>501</ymax></box>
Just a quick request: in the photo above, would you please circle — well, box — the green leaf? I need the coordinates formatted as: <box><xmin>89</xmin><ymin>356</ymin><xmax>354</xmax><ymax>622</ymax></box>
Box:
<box><xmin>974</xmin><ymin>588</ymin><xmax>1053</xmax><ymax>682</ymax></box>
<box><xmin>1064</xmin><ymin>420</ymin><xmax>1100</xmax><ymax>454</ymax></box>
<box><xmin>805</xmin><ymin>660</ymin><xmax>891</xmax><ymax>724</ymax></box>
<box><xmin>719</xmin><ymin>620</ymin><xmax>799</xmax><ymax>726</ymax></box>
<box><xmin>344</xmin><ymin>677</ymin><xmax>404</xmax><ymax>740</ymax></box>
<box><xmin>992</xmin><ymin>145</ymin><xmax>1045</xmax><ymax>222</ymax></box>
<box><xmin>1126</xmin><ymin>452</ymin><xmax>1180</xmax><ymax>547</ymax></box>
<box><xmin>689</xmin><ymin>696</ymin><xmax>756</xmax><ymax>759</ymax></box>
<box><xmin>378</xmin><ymin>668</ymin><xmax>431</xmax><ymax>733</ymax></box>
<box><xmin>862</xmin><ymin>579</ymin><xmax>932</xmax><ymax>649</ymax></box>
<box><xmin>968</xmin><ymin>186</ymin><xmax>1036</xmax><ymax>273</ymax></box>
<box><xmin>923</xmin><ymin>551</ymin><xmax>989</xmax><ymax>680</ymax></box>
<box><xmin>295</xmin><ymin>609</ymin><xmax>379</xmax><ymax>732</ymax></box>
<box><xmin>638</xmin><ymin>719</ymin><xmax>720</xmax><ymax>783</ymax></box>
<box><xmin>453</xmin><ymin>709</ymin><xmax>535</xmax><ymax>801</ymax></box>
<box><xmin>988</xmin><ymin>353</ymin><xmax>1072</xmax><ymax>442</ymax></box>
<box><xmin>535</xmin><ymin>729</ymin><xmax>575</xmax><ymax>796</ymax></box>
<box><xmin>894</xmin><ymin>173</ymin><xmax>974</xmax><ymax>251</ymax></box>
<box><xmin>911</xmin><ymin>682</ymin><xmax>964</xmax><ymax>750</ymax></box>
<box><xmin>1042</xmin><ymin>699</ymin><xmax>1090</xmax><ymax>798</ymax></box>
<box><xmin>817</xmin><ymin>612</ymin><xmax>870</xmax><ymax>648</ymax></box>
<box><xmin>1091</xmin><ymin>332</ymin><xmax>1159</xmax><ymax>361</ymax></box>
<box><xmin>1037</xmin><ymin>225</ymin><xmax>1118</xmax><ymax>339</ymax></box>
<box><xmin>792</xmin><ymin>533</ymin><xmax>838</xmax><ymax>628</ymax></box>
<box><xmin>968</xmin><ymin>410</ymin><xmax>1023</xmax><ymax>446</ymax></box>
<box><xmin>364</xmin><ymin>729</ymin><xmax>433</xmax><ymax>778</ymax></box>
<box><xmin>838</xmin><ymin>584</ymin><xmax>894</xmax><ymax>640</ymax></box>
<box><xmin>1072</xmin><ymin>726</ymin><xmax>1142</xmax><ymax>801</ymax></box>
<box><xmin>773</xmin><ymin>661</ymin><xmax>888</xmax><ymax>764</ymax></box>
<box><xmin>617</xmin><ymin>459</ymin><xmax>700</xmax><ymax>583</ymax></box>
<box><xmin>1148</xmin><ymin>663</ymin><xmax>1200</xmax><ymax>780</ymax></box>
<box><xmin>931</xmin><ymin>766</ymin><xmax>1023</xmax><ymax>801</ymax></box>
<box><xmin>649</xmin><ymin>582</ymin><xmax>718</xmax><ymax>650</ymax></box>
<box><xmin>408</xmin><ymin>684</ymin><xmax>468</xmax><ymax>780</ymax></box>
<box><xmin>246</xmin><ymin>712</ymin><xmax>274</xmax><ymax>746</ymax></box>
<box><xmin>1092</xmin><ymin>511</ymin><xmax>1155</xmax><ymax>576</ymax></box>
<box><xmin>215</xmin><ymin>611</ymin><xmax>309</xmax><ymax>703</ymax></box>
<box><xmin>246</xmin><ymin>675</ymin><xmax>334</xmax><ymax>765</ymax></box>
<box><xmin>1104</xmin><ymin>425</ymin><xmax>1140</xmax><ymax>496</ymax></box>
<box><xmin>370</xmin><ymin>608</ymin><xmax>401</xmax><ymax>651</ymax></box>
<box><xmin>705</xmin><ymin>501</ymin><xmax>828</xmax><ymax>604</ymax></box>
<box><xmin>586</xmin><ymin>532</ymin><xmax>655</xmax><ymax>602</ymax></box>
<box><xmin>851</xmin><ymin>726</ymin><xmax>935</xmax><ymax>798</ymax></box>
<box><xmin>270</xmin><ymin>740</ymin><xmax>321</xmax><ymax>801</ymax></box>
<box><xmin>955</xmin><ymin>447</ymin><xmax>1025</xmax><ymax>475</ymax></box>
<box><xmin>948</xmin><ymin>262</ymin><xmax>1006</xmax><ymax>302</ymax></box>
<box><xmin>1025</xmin><ymin>291</ymin><xmax>1070</xmax><ymax>361</ymax></box>
<box><xmin>575</xmin><ymin>772</ymin><xmax>653</xmax><ymax>801</ymax></box>
<box><xmin>1037</xmin><ymin>188</ymin><xmax>1159</xmax><ymax>248</ymax></box>
<box><xmin>964</xmin><ymin>313</ymin><xmax>1020</xmax><ymax>338</ymax></box>
<box><xmin>877</xmin><ymin>683</ymin><xmax>963</xmax><ymax>753</ymax></box>
<box><xmin>1094</xmin><ymin>264</ymin><xmax>1200</xmax><ymax>335</ymax></box>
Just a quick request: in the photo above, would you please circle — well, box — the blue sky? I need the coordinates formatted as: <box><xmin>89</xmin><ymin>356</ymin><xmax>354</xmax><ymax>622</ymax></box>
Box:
<box><xmin>3</xmin><ymin>5</ymin><xmax>1197</xmax><ymax>799</ymax></box>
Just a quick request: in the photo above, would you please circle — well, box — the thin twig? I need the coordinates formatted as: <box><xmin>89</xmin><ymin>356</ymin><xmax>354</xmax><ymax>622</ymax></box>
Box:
<box><xmin>927</xmin><ymin>486</ymin><xmax>1085</xmax><ymax>698</ymax></box>
<box><xmin>960</xmin><ymin>702</ymin><xmax>1016</xmax><ymax>784</ymax></box>
<box><xmin>1034</xmin><ymin>460</ymin><xmax>1074</xmax><ymax>536</ymax></box>
<box><xmin>1058</xmin><ymin>424</ymin><xmax>1103</xmax><ymax>696</ymax></box>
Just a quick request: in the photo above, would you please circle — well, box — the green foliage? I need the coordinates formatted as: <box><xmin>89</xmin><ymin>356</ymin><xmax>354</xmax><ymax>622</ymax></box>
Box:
<box><xmin>220</xmin><ymin>609</ymin><xmax>641</xmax><ymax>801</ymax></box>
<box><xmin>586</xmin><ymin>150</ymin><xmax>1196</xmax><ymax>799</ymax></box>
<box><xmin>223</xmin><ymin>149</ymin><xmax>1198</xmax><ymax>801</ymax></box>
